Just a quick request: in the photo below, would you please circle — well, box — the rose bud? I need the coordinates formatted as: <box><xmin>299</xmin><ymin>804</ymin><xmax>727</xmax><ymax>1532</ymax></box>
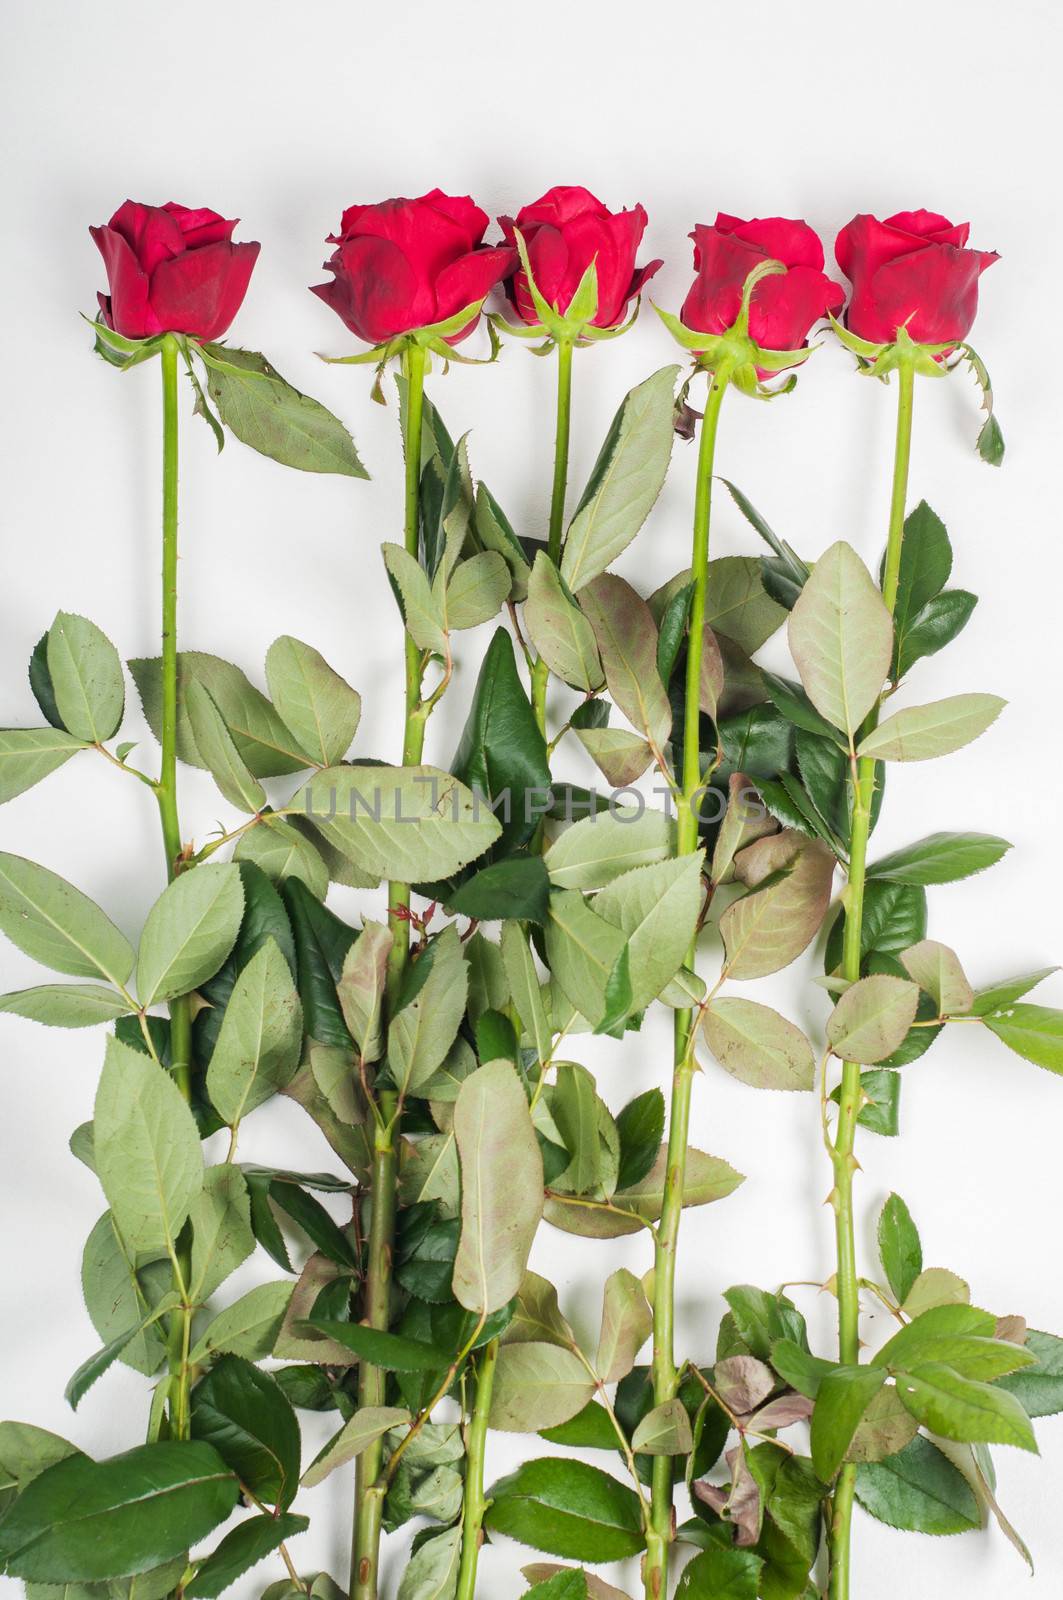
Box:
<box><xmin>680</xmin><ymin>213</ymin><xmax>844</xmax><ymax>367</ymax></box>
<box><xmin>90</xmin><ymin>201</ymin><xmax>260</xmax><ymax>341</ymax></box>
<box><xmin>311</xmin><ymin>190</ymin><xmax>514</xmax><ymax>347</ymax></box>
<box><xmin>835</xmin><ymin>210</ymin><xmax>998</xmax><ymax>349</ymax></box>
<box><xmin>499</xmin><ymin>185</ymin><xmax>662</xmax><ymax>332</ymax></box>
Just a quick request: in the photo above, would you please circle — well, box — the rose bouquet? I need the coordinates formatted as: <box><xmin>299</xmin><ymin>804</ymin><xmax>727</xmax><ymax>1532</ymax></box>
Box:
<box><xmin>0</xmin><ymin>189</ymin><xmax>1058</xmax><ymax>1600</ymax></box>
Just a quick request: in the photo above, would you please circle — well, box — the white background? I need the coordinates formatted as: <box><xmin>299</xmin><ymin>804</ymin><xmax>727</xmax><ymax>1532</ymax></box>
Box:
<box><xmin>2</xmin><ymin>1</ymin><xmax>1062</xmax><ymax>1596</ymax></box>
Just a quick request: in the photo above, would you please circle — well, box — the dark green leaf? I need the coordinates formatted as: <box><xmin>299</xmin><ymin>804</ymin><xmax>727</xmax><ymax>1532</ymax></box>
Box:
<box><xmin>447</xmin><ymin>855</ymin><xmax>550</xmax><ymax>924</ymax></box>
<box><xmin>0</xmin><ymin>1442</ymin><xmax>239</xmax><ymax>1581</ymax></box>
<box><xmin>301</xmin><ymin>1319</ymin><xmax>449</xmax><ymax>1372</ymax></box>
<box><xmin>200</xmin><ymin>345</ymin><xmax>366</xmax><ymax>477</ymax></box>
<box><xmin>269</xmin><ymin>1179</ymin><xmax>356</xmax><ymax>1266</ymax></box>
<box><xmin>186</xmin><ymin>1513</ymin><xmax>308</xmax><ymax>1598</ymax></box>
<box><xmin>615</xmin><ymin>1089</ymin><xmax>665</xmax><ymax>1190</ymax></box>
<box><xmin>760</xmin><ymin>672</ymin><xmax>844</xmax><ymax>744</ymax></box>
<box><xmin>474</xmin><ymin>1009</ymin><xmax>518</xmax><ymax>1066</ymax></box>
<box><xmin>723</xmin><ymin>1287</ymin><xmax>808</xmax><ymax>1363</ymax></box>
<box><xmin>893</xmin><ymin>1363</ymin><xmax>1037</xmax><ymax>1451</ymax></box>
<box><xmin>657</xmin><ymin>581</ymin><xmax>694</xmax><ymax>687</ymax></box>
<box><xmin>195</xmin><ymin>862</ymin><xmax>296</xmax><ymax>1063</ymax></box>
<box><xmin>539</xmin><ymin>1401</ymin><xmax>619</xmax><ymax>1452</ymax></box>
<box><xmin>719</xmin><ymin>480</ymin><xmax>809</xmax><ymax>592</ymax></box>
<box><xmin>768</xmin><ymin>1341</ymin><xmax>837</xmax><ymax>1400</ymax></box>
<box><xmin>676</xmin><ymin>1545</ymin><xmax>763</xmax><ymax>1598</ymax></box>
<box><xmin>191</xmin><ymin>1356</ymin><xmax>301</xmax><ymax>1509</ymax></box>
<box><xmin>867</xmin><ymin>832</ymin><xmax>1011</xmax><ymax>886</ymax></box>
<box><xmin>810</xmin><ymin>1366</ymin><xmax>886</xmax><ymax>1481</ymax></box>
<box><xmin>855</xmin><ymin>1434</ymin><xmax>980</xmax><ymax>1535</ymax></box>
<box><xmin>280</xmin><ymin>878</ymin><xmax>357</xmax><ymax>1047</ymax></box>
<box><xmin>825</xmin><ymin>882</ymin><xmax>927</xmax><ymax>972</ymax></box>
<box><xmin>887</xmin><ymin>501</ymin><xmax>952</xmax><ymax>656</ymax></box>
<box><xmin>485</xmin><ymin>1457</ymin><xmax>645</xmax><ymax>1561</ymax></box>
<box><xmin>451</xmin><ymin>628</ymin><xmax>550</xmax><ymax>856</ymax></box>
<box><xmin>894</xmin><ymin>590</ymin><xmax>978</xmax><ymax>680</ymax></box>
<box><xmin>28</xmin><ymin>633</ymin><xmax>65</xmax><ymax>728</ymax></box>
<box><xmin>830</xmin><ymin>1069</ymin><xmax>900</xmax><ymax>1137</ymax></box>
<box><xmin>878</xmin><ymin>1194</ymin><xmax>922</xmax><ymax>1304</ymax></box>
<box><xmin>997</xmin><ymin>1330</ymin><xmax>1063</xmax><ymax>1417</ymax></box>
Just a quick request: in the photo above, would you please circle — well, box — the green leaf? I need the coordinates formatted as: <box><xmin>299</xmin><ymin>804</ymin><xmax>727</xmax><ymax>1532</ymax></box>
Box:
<box><xmin>501</xmin><ymin>922</ymin><xmax>552</xmax><ymax>1061</ymax></box>
<box><xmin>300</xmin><ymin>1319</ymin><xmax>447</xmax><ymax>1372</ymax></box>
<box><xmin>855</xmin><ymin>1434</ymin><xmax>980</xmax><ymax>1535</ymax></box>
<box><xmin>485</xmin><ymin>1457</ymin><xmax>645</xmax><ymax>1561</ymax></box>
<box><xmin>900</xmin><ymin>939</ymin><xmax>973</xmax><ymax>1015</ymax></box>
<box><xmin>545</xmin><ymin>807</ymin><xmax>673</xmax><ymax>891</ymax></box>
<box><xmin>560</xmin><ymin>366</ymin><xmax>678</xmax><ymax>592</ymax></box>
<box><xmin>596</xmin><ymin>1268</ymin><xmax>653</xmax><ymax>1384</ymax></box>
<box><xmin>65</xmin><ymin>1292</ymin><xmax>178</xmax><ymax>1411</ymax></box>
<box><xmin>525</xmin><ymin>553</ymin><xmax>605</xmax><ymax>692</ymax></box>
<box><xmin>0</xmin><ymin>1423</ymin><xmax>81</xmax><ymax>1516</ymax></box>
<box><xmin>199</xmin><ymin>344</ymin><xmax>366</xmax><ymax>476</ymax></box>
<box><xmin>983</xmin><ymin>1003</ymin><xmax>1063</xmax><ymax>1074</ymax></box>
<box><xmin>829</xmin><ymin>1068</ymin><xmax>900</xmax><ymax>1138</ymax></box>
<box><xmin>336</xmin><ymin>919</ymin><xmax>391</xmax><ymax>1062</ymax></box>
<box><xmin>448</xmin><ymin>854</ymin><xmax>551</xmax><ymax>924</ymax></box>
<box><xmin>396</xmin><ymin>1524</ymin><xmax>462</xmax><ymax>1600</ymax></box>
<box><xmin>128</xmin><ymin>652</ymin><xmax>313</xmax><ymax>778</ymax></box>
<box><xmin>205</xmin><ymin>938</ymin><xmax>303</xmax><ymax>1127</ymax></box>
<box><xmin>81</xmin><ymin>1212</ymin><xmax>171</xmax><ymax>1378</ymax></box>
<box><xmin>194</xmin><ymin>861</ymin><xmax>296</xmax><ymax>1061</ymax></box>
<box><xmin>810</xmin><ymin>1366</ymin><xmax>886</xmax><ymax>1481</ymax></box>
<box><xmin>546</xmin><ymin>1146</ymin><xmax>742</xmax><ymax>1239</ymax></box>
<box><xmin>705</xmin><ymin>557</ymin><xmax>787</xmax><ymax>655</ymax></box>
<box><xmin>0</xmin><ymin>1441</ymin><xmax>239</xmax><ymax>1582</ymax></box>
<box><xmin>575</xmin><ymin>727</ymin><xmax>654</xmax><ymax>788</ymax></box>
<box><xmin>388</xmin><ymin>926</ymin><xmax>468</xmax><ymax>1093</ymax></box>
<box><xmin>265</xmin><ymin>636</ymin><xmax>361</xmax><ymax>767</ymax></box>
<box><xmin>234</xmin><ymin>816</ymin><xmax>329</xmax><ymax>900</ymax></box>
<box><xmin>787</xmin><ymin>541</ymin><xmax>892</xmax><ymax>735</ymax></box>
<box><xmin>827</xmin><ymin>975</ymin><xmax>921</xmax><ymax>1064</ymax></box>
<box><xmin>188</xmin><ymin>1166</ymin><xmax>255</xmax><ymax>1302</ymax></box>
<box><xmin>188</xmin><ymin>1281</ymin><xmax>294</xmax><ymax>1364</ymax></box>
<box><xmin>595</xmin><ymin>853</ymin><xmax>703</xmax><ymax>1011</ymax></box>
<box><xmin>631</xmin><ymin>1398</ymin><xmax>693</xmax><ymax>1456</ymax></box>
<box><xmin>760</xmin><ymin>671</ymin><xmax>845</xmax><ymax>744</ymax></box>
<box><xmin>675</xmin><ymin>1546</ymin><xmax>762</xmax><ymax>1598</ymax></box>
<box><xmin>301</xmin><ymin>1406</ymin><xmax>410</xmax><ymax>1488</ymax></box>
<box><xmin>544</xmin><ymin>890</ymin><xmax>626</xmax><ymax>1030</ymax></box>
<box><xmin>0</xmin><ymin>727</ymin><xmax>87</xmax><ymax>804</ymax></box>
<box><xmin>46</xmin><ymin>612</ymin><xmax>125</xmax><ymax>743</ymax></box>
<box><xmin>769</xmin><ymin>1340</ymin><xmax>836</xmax><ymax>1400</ymax></box>
<box><xmin>383</xmin><ymin>544</ymin><xmax>448</xmax><ymax>656</ymax></box>
<box><xmin>893</xmin><ymin>1363</ymin><xmax>1037</xmax><ymax>1451</ymax></box>
<box><xmin>520</xmin><ymin>1571</ymin><xmax>589</xmax><ymax>1600</ymax></box>
<box><xmin>0</xmin><ymin>853</ymin><xmax>133</xmax><ymax>985</ymax></box>
<box><xmin>446</xmin><ymin>551</ymin><xmax>512</xmax><ymax>630</ymax></box>
<box><xmin>453</xmin><ymin>1058</ymin><xmax>544</xmax><ymax>1313</ymax></box>
<box><xmin>877</xmin><ymin>1194</ymin><xmax>923</xmax><ymax>1304</ymax></box>
<box><xmin>868</xmin><ymin>831</ymin><xmax>1011</xmax><ymax>886</ymax></box>
<box><xmin>490</xmin><ymin>1342</ymin><xmax>596</xmax><ymax>1432</ymax></box>
<box><xmin>826</xmin><ymin>880</ymin><xmax>927</xmax><ymax>970</ymax></box>
<box><xmin>185</xmin><ymin>1513</ymin><xmax>308</xmax><ymax>1599</ymax></box>
<box><xmin>137</xmin><ymin>863</ymin><xmax>244</xmax><ymax>1005</ymax></box>
<box><xmin>551</xmin><ymin>1062</ymin><xmax>605</xmax><ymax>1193</ymax></box>
<box><xmin>970</xmin><ymin>968</ymin><xmax>1058</xmax><ymax>1016</ymax></box>
<box><xmin>451</xmin><ymin>627</ymin><xmax>550</xmax><ymax>855</ymax></box>
<box><xmin>296</xmin><ymin>764</ymin><xmax>502</xmax><ymax>883</ymax></box>
<box><xmin>0</xmin><ymin>983</ymin><xmax>129</xmax><ymax>1027</ymax></box>
<box><xmin>94</xmin><ymin>1037</ymin><xmax>203</xmax><ymax>1256</ymax></box>
<box><xmin>894</xmin><ymin>590</ymin><xmax>978</xmax><ymax>679</ymax></box>
<box><xmin>579</xmin><ymin>575</ymin><xmax>671</xmax><ymax>747</ymax></box>
<box><xmin>190</xmin><ymin>1355</ymin><xmax>301</xmax><ymax>1509</ymax></box>
<box><xmin>615</xmin><ymin>1089</ymin><xmax>664</xmax><ymax>1191</ymax></box>
<box><xmin>723</xmin><ymin>1287</ymin><xmax>808</xmax><ymax>1364</ymax></box>
<box><xmin>857</xmin><ymin>694</ymin><xmax>1006</xmax><ymax>761</ymax></box>
<box><xmin>719</xmin><ymin>836</ymin><xmax>835</xmax><ymax>980</ymax></box>
<box><xmin>902</xmin><ymin>1269</ymin><xmax>972</xmax><ymax>1317</ymax></box>
<box><xmin>185</xmin><ymin>682</ymin><xmax>267</xmax><ymax>813</ymax></box>
<box><xmin>475</xmin><ymin>483</ymin><xmax>531</xmax><ymax>602</ymax></box>
<box><xmin>701</xmin><ymin>998</ymin><xmax>815</xmax><ymax>1091</ymax></box>
<box><xmin>997</xmin><ymin>1330</ymin><xmax>1063</xmax><ymax>1417</ymax></box>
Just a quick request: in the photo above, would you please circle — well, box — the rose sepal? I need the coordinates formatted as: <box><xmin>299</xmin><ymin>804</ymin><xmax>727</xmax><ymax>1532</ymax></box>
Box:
<box><xmin>506</xmin><ymin>230</ymin><xmax>608</xmax><ymax>346</ymax></box>
<box><xmin>953</xmin><ymin>342</ymin><xmax>1005</xmax><ymax>466</ymax></box>
<box><xmin>84</xmin><ymin>314</ymin><xmax>166</xmax><ymax>371</ymax></box>
<box><xmin>654</xmin><ymin>260</ymin><xmax>814</xmax><ymax>398</ymax></box>
<box><xmin>829</xmin><ymin>315</ymin><xmax>953</xmax><ymax>380</ymax></box>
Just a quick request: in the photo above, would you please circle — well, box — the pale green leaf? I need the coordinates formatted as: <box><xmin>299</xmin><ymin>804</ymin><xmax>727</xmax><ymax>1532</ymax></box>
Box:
<box><xmin>595</xmin><ymin>853</ymin><xmax>703</xmax><ymax>1009</ymax></box>
<box><xmin>446</xmin><ymin>551</ymin><xmax>512</xmax><ymax>630</ymax></box>
<box><xmin>900</xmin><ymin>940</ymin><xmax>974</xmax><ymax>1015</ymax></box>
<box><xmin>545</xmin><ymin>807</ymin><xmax>673</xmax><ymax>891</ymax></box>
<box><xmin>827</xmin><ymin>975</ymin><xmax>921</xmax><ymax>1064</ymax></box>
<box><xmin>383</xmin><ymin>544</ymin><xmax>447</xmax><ymax>655</ymax></box>
<box><xmin>388</xmin><ymin>925</ymin><xmax>468</xmax><ymax>1093</ymax></box>
<box><xmin>0</xmin><ymin>984</ymin><xmax>130</xmax><ymax>1027</ymax></box>
<box><xmin>630</xmin><ymin>1398</ymin><xmax>693</xmax><ymax>1456</ymax></box>
<box><xmin>188</xmin><ymin>1165</ymin><xmax>255</xmax><ymax>1301</ymax></box>
<box><xmin>302</xmin><ymin>1406</ymin><xmax>410</xmax><ymax>1487</ymax></box>
<box><xmin>0</xmin><ymin>728</ymin><xmax>87</xmax><ymax>805</ymax></box>
<box><xmin>579</xmin><ymin>575</ymin><xmax>671</xmax><ymax>746</ymax></box>
<box><xmin>501</xmin><ymin>922</ymin><xmax>552</xmax><ymax>1061</ymax></box>
<box><xmin>596</xmin><ymin>1268</ymin><xmax>652</xmax><ymax>1383</ymax></box>
<box><xmin>136</xmin><ymin>863</ymin><xmax>244</xmax><ymax>1005</ymax></box>
<box><xmin>702</xmin><ymin>998</ymin><xmax>815</xmax><ymax>1090</ymax></box>
<box><xmin>525</xmin><ymin>553</ymin><xmax>605</xmax><ymax>692</ymax></box>
<box><xmin>337</xmin><ymin>920</ymin><xmax>392</xmax><ymax>1062</ymax></box>
<box><xmin>857</xmin><ymin>694</ymin><xmax>1006</xmax><ymax>762</ymax></box>
<box><xmin>46</xmin><ymin>612</ymin><xmax>125</xmax><ymax>742</ymax></box>
<box><xmin>0</xmin><ymin>852</ymin><xmax>133</xmax><ymax>985</ymax></box>
<box><xmin>490</xmin><ymin>1342</ymin><xmax>596</xmax><ymax>1432</ymax></box>
<box><xmin>453</xmin><ymin>1059</ymin><xmax>544</xmax><ymax>1314</ymax></box>
<box><xmin>788</xmin><ymin>541</ymin><xmax>892</xmax><ymax>736</ymax></box>
<box><xmin>264</xmin><ymin>636</ymin><xmax>362</xmax><ymax>767</ymax></box>
<box><xmin>186</xmin><ymin>681</ymin><xmax>267</xmax><ymax>813</ymax></box>
<box><xmin>206</xmin><ymin>939</ymin><xmax>303</xmax><ymax>1127</ymax></box>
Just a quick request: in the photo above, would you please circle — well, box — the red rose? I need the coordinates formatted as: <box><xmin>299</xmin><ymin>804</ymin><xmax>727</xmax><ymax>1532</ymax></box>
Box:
<box><xmin>90</xmin><ymin>201</ymin><xmax>260</xmax><ymax>341</ymax></box>
<box><xmin>499</xmin><ymin>185</ymin><xmax>662</xmax><ymax>330</ymax></box>
<box><xmin>835</xmin><ymin>210</ymin><xmax>998</xmax><ymax>348</ymax></box>
<box><xmin>680</xmin><ymin>213</ymin><xmax>844</xmax><ymax>363</ymax></box>
<box><xmin>311</xmin><ymin>190</ymin><xmax>514</xmax><ymax>346</ymax></box>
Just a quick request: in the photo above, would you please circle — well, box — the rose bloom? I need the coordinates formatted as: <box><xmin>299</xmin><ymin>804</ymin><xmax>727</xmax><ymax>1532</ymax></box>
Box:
<box><xmin>311</xmin><ymin>190</ymin><xmax>514</xmax><ymax>346</ymax></box>
<box><xmin>835</xmin><ymin>210</ymin><xmax>998</xmax><ymax>347</ymax></box>
<box><xmin>680</xmin><ymin>213</ymin><xmax>844</xmax><ymax>364</ymax></box>
<box><xmin>500</xmin><ymin>185</ymin><xmax>662</xmax><ymax>329</ymax></box>
<box><xmin>90</xmin><ymin>201</ymin><xmax>260</xmax><ymax>340</ymax></box>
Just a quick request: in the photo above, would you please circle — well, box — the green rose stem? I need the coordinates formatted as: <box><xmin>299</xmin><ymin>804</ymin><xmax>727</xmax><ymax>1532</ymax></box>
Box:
<box><xmin>828</xmin><ymin>355</ymin><xmax>915</xmax><ymax>1600</ymax></box>
<box><xmin>530</xmin><ymin>335</ymin><xmax>574</xmax><ymax>734</ymax></box>
<box><xmin>454</xmin><ymin>1336</ymin><xmax>499</xmax><ymax>1600</ymax></box>
<box><xmin>351</xmin><ymin>338</ymin><xmax>428</xmax><ymax>1600</ymax></box>
<box><xmin>645</xmin><ymin>361</ymin><xmax>732</xmax><ymax>1599</ymax></box>
<box><xmin>156</xmin><ymin>331</ymin><xmax>196</xmax><ymax>1439</ymax></box>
